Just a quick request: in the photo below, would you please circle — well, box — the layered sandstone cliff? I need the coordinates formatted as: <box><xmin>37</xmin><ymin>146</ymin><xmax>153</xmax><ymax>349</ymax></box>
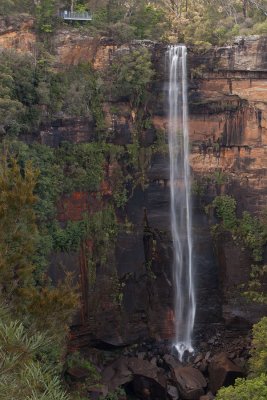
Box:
<box><xmin>0</xmin><ymin>16</ymin><xmax>266</xmax><ymax>347</ymax></box>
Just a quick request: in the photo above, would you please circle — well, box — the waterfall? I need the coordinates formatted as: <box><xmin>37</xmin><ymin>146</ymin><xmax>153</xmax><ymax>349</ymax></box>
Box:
<box><xmin>167</xmin><ymin>45</ymin><xmax>196</xmax><ymax>361</ymax></box>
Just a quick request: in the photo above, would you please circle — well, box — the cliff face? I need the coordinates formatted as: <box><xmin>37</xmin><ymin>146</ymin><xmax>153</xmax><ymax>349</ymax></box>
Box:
<box><xmin>188</xmin><ymin>37</ymin><xmax>267</xmax><ymax>217</ymax></box>
<box><xmin>0</xmin><ymin>14</ymin><xmax>35</xmax><ymax>52</ymax></box>
<box><xmin>1</xmin><ymin>18</ymin><xmax>266</xmax><ymax>346</ymax></box>
<box><xmin>187</xmin><ymin>38</ymin><xmax>267</xmax><ymax>328</ymax></box>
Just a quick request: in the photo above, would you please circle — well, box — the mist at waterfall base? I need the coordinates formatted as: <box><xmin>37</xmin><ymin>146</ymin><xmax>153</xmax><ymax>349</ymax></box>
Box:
<box><xmin>167</xmin><ymin>45</ymin><xmax>196</xmax><ymax>361</ymax></box>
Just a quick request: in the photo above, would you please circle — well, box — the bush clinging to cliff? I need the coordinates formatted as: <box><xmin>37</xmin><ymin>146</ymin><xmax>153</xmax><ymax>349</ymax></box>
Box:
<box><xmin>108</xmin><ymin>47</ymin><xmax>154</xmax><ymax>109</ymax></box>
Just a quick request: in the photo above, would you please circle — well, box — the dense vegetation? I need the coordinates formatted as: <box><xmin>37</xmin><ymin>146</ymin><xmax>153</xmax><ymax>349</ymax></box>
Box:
<box><xmin>0</xmin><ymin>136</ymin><xmax>128</xmax><ymax>398</ymax></box>
<box><xmin>205</xmin><ymin>194</ymin><xmax>267</xmax><ymax>398</ymax></box>
<box><xmin>0</xmin><ymin>0</ymin><xmax>266</xmax><ymax>45</ymax></box>
<box><xmin>0</xmin><ymin>0</ymin><xmax>266</xmax><ymax>399</ymax></box>
<box><xmin>0</xmin><ymin>156</ymin><xmax>78</xmax><ymax>399</ymax></box>
<box><xmin>207</xmin><ymin>194</ymin><xmax>267</xmax><ymax>262</ymax></box>
<box><xmin>0</xmin><ymin>51</ymin><xmax>105</xmax><ymax>135</ymax></box>
<box><xmin>217</xmin><ymin>317</ymin><xmax>267</xmax><ymax>399</ymax></box>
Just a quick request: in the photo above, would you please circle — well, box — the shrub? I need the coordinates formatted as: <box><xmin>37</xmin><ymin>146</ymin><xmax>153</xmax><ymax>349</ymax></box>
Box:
<box><xmin>249</xmin><ymin>317</ymin><xmax>267</xmax><ymax>376</ymax></box>
<box><xmin>211</xmin><ymin>195</ymin><xmax>237</xmax><ymax>231</ymax></box>
<box><xmin>216</xmin><ymin>374</ymin><xmax>267</xmax><ymax>400</ymax></box>
<box><xmin>0</xmin><ymin>305</ymin><xmax>70</xmax><ymax>400</ymax></box>
<box><xmin>109</xmin><ymin>48</ymin><xmax>154</xmax><ymax>109</ymax></box>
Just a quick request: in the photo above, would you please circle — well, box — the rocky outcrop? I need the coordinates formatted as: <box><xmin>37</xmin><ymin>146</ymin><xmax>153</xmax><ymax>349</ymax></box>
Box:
<box><xmin>100</xmin><ymin>356</ymin><xmax>210</xmax><ymax>399</ymax></box>
<box><xmin>172</xmin><ymin>367</ymin><xmax>207</xmax><ymax>399</ymax></box>
<box><xmin>0</xmin><ymin>14</ymin><xmax>35</xmax><ymax>52</ymax></box>
<box><xmin>102</xmin><ymin>357</ymin><xmax>168</xmax><ymax>399</ymax></box>
<box><xmin>208</xmin><ymin>352</ymin><xmax>244</xmax><ymax>394</ymax></box>
<box><xmin>1</xmin><ymin>18</ymin><xmax>266</xmax><ymax>348</ymax></box>
<box><xmin>50</xmin><ymin>35</ymin><xmax>267</xmax><ymax>346</ymax></box>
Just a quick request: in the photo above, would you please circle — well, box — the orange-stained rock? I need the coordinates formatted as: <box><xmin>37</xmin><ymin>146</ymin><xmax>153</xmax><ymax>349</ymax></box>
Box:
<box><xmin>57</xmin><ymin>192</ymin><xmax>103</xmax><ymax>221</ymax></box>
<box><xmin>53</xmin><ymin>29</ymin><xmax>99</xmax><ymax>66</ymax></box>
<box><xmin>1</xmin><ymin>19</ymin><xmax>266</xmax><ymax>348</ymax></box>
<box><xmin>0</xmin><ymin>14</ymin><xmax>35</xmax><ymax>53</ymax></box>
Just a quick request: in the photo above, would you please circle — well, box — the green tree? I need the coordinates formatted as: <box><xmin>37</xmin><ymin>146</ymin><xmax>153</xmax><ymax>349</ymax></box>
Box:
<box><xmin>130</xmin><ymin>2</ymin><xmax>168</xmax><ymax>40</ymax></box>
<box><xmin>109</xmin><ymin>48</ymin><xmax>154</xmax><ymax>109</ymax></box>
<box><xmin>216</xmin><ymin>374</ymin><xmax>267</xmax><ymax>400</ymax></box>
<box><xmin>0</xmin><ymin>155</ymin><xmax>39</xmax><ymax>301</ymax></box>
<box><xmin>0</xmin><ymin>305</ymin><xmax>70</xmax><ymax>400</ymax></box>
<box><xmin>35</xmin><ymin>0</ymin><xmax>61</xmax><ymax>33</ymax></box>
<box><xmin>0</xmin><ymin>63</ymin><xmax>25</xmax><ymax>135</ymax></box>
<box><xmin>217</xmin><ymin>318</ymin><xmax>267</xmax><ymax>399</ymax></box>
<box><xmin>249</xmin><ymin>317</ymin><xmax>267</xmax><ymax>376</ymax></box>
<box><xmin>209</xmin><ymin>195</ymin><xmax>237</xmax><ymax>231</ymax></box>
<box><xmin>0</xmin><ymin>151</ymin><xmax>78</xmax><ymax>373</ymax></box>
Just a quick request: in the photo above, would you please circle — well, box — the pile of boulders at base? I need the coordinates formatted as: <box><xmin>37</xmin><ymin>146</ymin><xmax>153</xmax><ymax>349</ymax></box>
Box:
<box><xmin>100</xmin><ymin>351</ymin><xmax>244</xmax><ymax>399</ymax></box>
<box><xmin>67</xmin><ymin>350</ymin><xmax>247</xmax><ymax>399</ymax></box>
<box><xmin>66</xmin><ymin>330</ymin><xmax>251</xmax><ymax>399</ymax></box>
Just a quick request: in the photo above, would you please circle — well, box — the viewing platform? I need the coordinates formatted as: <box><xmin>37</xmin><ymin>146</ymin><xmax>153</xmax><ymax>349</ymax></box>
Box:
<box><xmin>59</xmin><ymin>11</ymin><xmax>92</xmax><ymax>21</ymax></box>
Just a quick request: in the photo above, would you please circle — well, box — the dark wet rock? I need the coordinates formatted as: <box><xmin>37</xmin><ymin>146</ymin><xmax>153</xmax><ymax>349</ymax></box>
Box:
<box><xmin>228</xmin><ymin>352</ymin><xmax>236</xmax><ymax>359</ymax></box>
<box><xmin>128</xmin><ymin>357</ymin><xmax>168</xmax><ymax>399</ymax></box>
<box><xmin>172</xmin><ymin>367</ymin><xmax>207</xmax><ymax>400</ymax></box>
<box><xmin>225</xmin><ymin>316</ymin><xmax>252</xmax><ymax>331</ymax></box>
<box><xmin>137</xmin><ymin>352</ymin><xmax>146</xmax><ymax>360</ymax></box>
<box><xmin>66</xmin><ymin>367</ymin><xmax>89</xmax><ymax>381</ymax></box>
<box><xmin>102</xmin><ymin>357</ymin><xmax>133</xmax><ymax>391</ymax></box>
<box><xmin>208</xmin><ymin>352</ymin><xmax>244</xmax><ymax>394</ymax></box>
<box><xmin>102</xmin><ymin>356</ymin><xmax>169</xmax><ymax>399</ymax></box>
<box><xmin>167</xmin><ymin>384</ymin><xmax>180</xmax><ymax>400</ymax></box>
<box><xmin>150</xmin><ymin>356</ymin><xmax>158</xmax><ymax>366</ymax></box>
<box><xmin>157</xmin><ymin>357</ymin><xmax>164</xmax><ymax>368</ymax></box>
<box><xmin>208</xmin><ymin>337</ymin><xmax>216</xmax><ymax>345</ymax></box>
<box><xmin>193</xmin><ymin>354</ymin><xmax>204</xmax><ymax>365</ymax></box>
<box><xmin>199</xmin><ymin>392</ymin><xmax>215</xmax><ymax>400</ymax></box>
<box><xmin>131</xmin><ymin>375</ymin><xmax>167</xmax><ymax>400</ymax></box>
<box><xmin>199</xmin><ymin>360</ymin><xmax>209</xmax><ymax>374</ymax></box>
<box><xmin>233</xmin><ymin>357</ymin><xmax>246</xmax><ymax>368</ymax></box>
<box><xmin>163</xmin><ymin>354</ymin><xmax>182</xmax><ymax>371</ymax></box>
<box><xmin>127</xmin><ymin>357</ymin><xmax>166</xmax><ymax>386</ymax></box>
<box><xmin>88</xmin><ymin>385</ymin><xmax>109</xmax><ymax>399</ymax></box>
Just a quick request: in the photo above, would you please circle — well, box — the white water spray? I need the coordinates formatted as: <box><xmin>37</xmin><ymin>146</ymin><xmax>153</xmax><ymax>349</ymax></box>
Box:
<box><xmin>167</xmin><ymin>45</ymin><xmax>196</xmax><ymax>361</ymax></box>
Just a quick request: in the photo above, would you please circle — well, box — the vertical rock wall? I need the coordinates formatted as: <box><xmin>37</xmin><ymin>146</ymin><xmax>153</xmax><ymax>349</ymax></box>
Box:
<box><xmin>0</xmin><ymin>18</ymin><xmax>266</xmax><ymax>345</ymax></box>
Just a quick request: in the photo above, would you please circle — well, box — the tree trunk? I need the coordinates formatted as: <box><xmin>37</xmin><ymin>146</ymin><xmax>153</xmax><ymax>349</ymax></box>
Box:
<box><xmin>243</xmin><ymin>0</ymin><xmax>247</xmax><ymax>17</ymax></box>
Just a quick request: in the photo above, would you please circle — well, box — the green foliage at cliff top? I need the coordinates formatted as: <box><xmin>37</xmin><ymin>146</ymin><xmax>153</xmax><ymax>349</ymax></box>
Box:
<box><xmin>0</xmin><ymin>50</ymin><xmax>104</xmax><ymax>136</ymax></box>
<box><xmin>1</xmin><ymin>0</ymin><xmax>266</xmax><ymax>45</ymax></box>
<box><xmin>107</xmin><ymin>47</ymin><xmax>155</xmax><ymax>108</ymax></box>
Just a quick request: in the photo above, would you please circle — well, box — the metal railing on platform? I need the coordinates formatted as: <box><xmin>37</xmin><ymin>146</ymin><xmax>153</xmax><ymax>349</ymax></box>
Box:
<box><xmin>59</xmin><ymin>11</ymin><xmax>92</xmax><ymax>21</ymax></box>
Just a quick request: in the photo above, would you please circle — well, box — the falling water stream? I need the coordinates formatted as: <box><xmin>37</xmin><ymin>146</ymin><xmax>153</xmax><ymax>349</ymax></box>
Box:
<box><xmin>167</xmin><ymin>45</ymin><xmax>196</xmax><ymax>361</ymax></box>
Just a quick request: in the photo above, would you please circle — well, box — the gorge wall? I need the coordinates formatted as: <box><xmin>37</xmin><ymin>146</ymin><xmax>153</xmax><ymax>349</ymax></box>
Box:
<box><xmin>1</xmin><ymin>16</ymin><xmax>266</xmax><ymax>348</ymax></box>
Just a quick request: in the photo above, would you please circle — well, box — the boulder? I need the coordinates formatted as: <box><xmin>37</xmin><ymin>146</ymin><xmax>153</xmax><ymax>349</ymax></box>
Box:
<box><xmin>163</xmin><ymin>354</ymin><xmax>182</xmax><ymax>371</ymax></box>
<box><xmin>131</xmin><ymin>375</ymin><xmax>167</xmax><ymax>400</ymax></box>
<box><xmin>199</xmin><ymin>392</ymin><xmax>215</xmax><ymax>400</ymax></box>
<box><xmin>127</xmin><ymin>357</ymin><xmax>168</xmax><ymax>400</ymax></box>
<box><xmin>199</xmin><ymin>359</ymin><xmax>208</xmax><ymax>374</ymax></box>
<box><xmin>102</xmin><ymin>357</ymin><xmax>132</xmax><ymax>391</ymax></box>
<box><xmin>208</xmin><ymin>352</ymin><xmax>244</xmax><ymax>394</ymax></box>
<box><xmin>66</xmin><ymin>366</ymin><xmax>89</xmax><ymax>382</ymax></box>
<box><xmin>88</xmin><ymin>385</ymin><xmax>109</xmax><ymax>399</ymax></box>
<box><xmin>103</xmin><ymin>357</ymin><xmax>168</xmax><ymax>400</ymax></box>
<box><xmin>172</xmin><ymin>367</ymin><xmax>207</xmax><ymax>400</ymax></box>
<box><xmin>167</xmin><ymin>384</ymin><xmax>180</xmax><ymax>400</ymax></box>
<box><xmin>127</xmin><ymin>357</ymin><xmax>166</xmax><ymax>385</ymax></box>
